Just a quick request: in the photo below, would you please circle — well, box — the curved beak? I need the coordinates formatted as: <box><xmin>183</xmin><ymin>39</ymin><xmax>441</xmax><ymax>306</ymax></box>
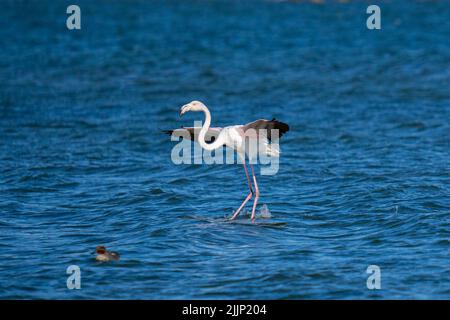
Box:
<box><xmin>179</xmin><ymin>104</ymin><xmax>188</xmax><ymax>117</ymax></box>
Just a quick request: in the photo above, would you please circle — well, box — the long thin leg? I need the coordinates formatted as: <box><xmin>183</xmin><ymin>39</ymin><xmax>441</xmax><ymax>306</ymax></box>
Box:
<box><xmin>229</xmin><ymin>162</ymin><xmax>253</xmax><ymax>221</ymax></box>
<box><xmin>250</xmin><ymin>163</ymin><xmax>259</xmax><ymax>221</ymax></box>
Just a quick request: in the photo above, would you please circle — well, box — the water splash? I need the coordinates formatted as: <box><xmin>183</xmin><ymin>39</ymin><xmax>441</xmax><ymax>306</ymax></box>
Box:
<box><xmin>227</xmin><ymin>204</ymin><xmax>272</xmax><ymax>219</ymax></box>
<box><xmin>259</xmin><ymin>204</ymin><xmax>272</xmax><ymax>219</ymax></box>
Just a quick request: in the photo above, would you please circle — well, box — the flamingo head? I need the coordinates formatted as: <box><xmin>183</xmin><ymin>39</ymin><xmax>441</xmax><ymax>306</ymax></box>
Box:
<box><xmin>96</xmin><ymin>246</ymin><xmax>106</xmax><ymax>254</ymax></box>
<box><xmin>179</xmin><ymin>100</ymin><xmax>205</xmax><ymax>117</ymax></box>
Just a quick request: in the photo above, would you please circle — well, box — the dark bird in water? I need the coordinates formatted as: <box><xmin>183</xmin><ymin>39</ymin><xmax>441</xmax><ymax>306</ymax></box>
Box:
<box><xmin>95</xmin><ymin>246</ymin><xmax>120</xmax><ymax>262</ymax></box>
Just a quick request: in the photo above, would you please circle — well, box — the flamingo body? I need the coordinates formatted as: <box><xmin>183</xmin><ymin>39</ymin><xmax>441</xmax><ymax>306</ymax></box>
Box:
<box><xmin>165</xmin><ymin>101</ymin><xmax>289</xmax><ymax>221</ymax></box>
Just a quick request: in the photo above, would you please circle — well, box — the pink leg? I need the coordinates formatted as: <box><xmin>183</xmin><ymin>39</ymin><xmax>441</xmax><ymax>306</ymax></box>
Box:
<box><xmin>250</xmin><ymin>164</ymin><xmax>259</xmax><ymax>221</ymax></box>
<box><xmin>229</xmin><ymin>163</ymin><xmax>253</xmax><ymax>221</ymax></box>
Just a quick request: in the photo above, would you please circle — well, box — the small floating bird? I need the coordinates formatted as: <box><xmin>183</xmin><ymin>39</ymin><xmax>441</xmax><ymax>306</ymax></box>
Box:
<box><xmin>95</xmin><ymin>246</ymin><xmax>120</xmax><ymax>262</ymax></box>
<box><xmin>164</xmin><ymin>101</ymin><xmax>289</xmax><ymax>221</ymax></box>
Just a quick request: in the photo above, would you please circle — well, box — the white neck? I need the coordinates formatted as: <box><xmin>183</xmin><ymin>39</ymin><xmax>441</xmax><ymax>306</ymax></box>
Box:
<box><xmin>198</xmin><ymin>104</ymin><xmax>226</xmax><ymax>151</ymax></box>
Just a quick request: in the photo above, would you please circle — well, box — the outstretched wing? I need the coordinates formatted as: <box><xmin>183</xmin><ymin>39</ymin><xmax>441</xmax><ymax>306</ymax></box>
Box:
<box><xmin>242</xmin><ymin>119</ymin><xmax>289</xmax><ymax>141</ymax></box>
<box><xmin>162</xmin><ymin>127</ymin><xmax>223</xmax><ymax>143</ymax></box>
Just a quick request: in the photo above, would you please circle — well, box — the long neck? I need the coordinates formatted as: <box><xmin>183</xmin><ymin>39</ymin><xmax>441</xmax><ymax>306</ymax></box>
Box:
<box><xmin>198</xmin><ymin>105</ymin><xmax>225</xmax><ymax>151</ymax></box>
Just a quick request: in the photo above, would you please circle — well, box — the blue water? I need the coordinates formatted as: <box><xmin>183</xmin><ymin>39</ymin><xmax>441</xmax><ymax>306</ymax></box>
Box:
<box><xmin>0</xmin><ymin>0</ymin><xmax>449</xmax><ymax>299</ymax></box>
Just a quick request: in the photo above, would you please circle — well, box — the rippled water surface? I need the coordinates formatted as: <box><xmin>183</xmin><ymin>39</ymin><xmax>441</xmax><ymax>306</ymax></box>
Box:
<box><xmin>0</xmin><ymin>0</ymin><xmax>449</xmax><ymax>299</ymax></box>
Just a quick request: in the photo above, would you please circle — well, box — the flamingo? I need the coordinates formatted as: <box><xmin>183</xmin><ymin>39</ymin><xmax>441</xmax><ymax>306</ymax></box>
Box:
<box><xmin>164</xmin><ymin>101</ymin><xmax>289</xmax><ymax>221</ymax></box>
